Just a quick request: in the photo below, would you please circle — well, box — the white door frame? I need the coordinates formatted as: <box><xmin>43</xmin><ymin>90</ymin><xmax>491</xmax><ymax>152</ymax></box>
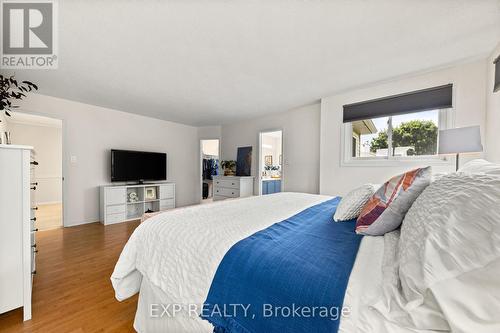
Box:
<box><xmin>12</xmin><ymin>110</ymin><xmax>66</xmax><ymax>227</ymax></box>
<box><xmin>258</xmin><ymin>129</ymin><xmax>284</xmax><ymax>195</ymax></box>
<box><xmin>199</xmin><ymin>138</ymin><xmax>220</xmax><ymax>203</ymax></box>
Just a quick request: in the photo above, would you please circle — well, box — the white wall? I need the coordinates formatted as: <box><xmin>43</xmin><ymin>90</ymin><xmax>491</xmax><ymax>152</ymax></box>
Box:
<box><xmin>9</xmin><ymin>122</ymin><xmax>63</xmax><ymax>204</ymax></box>
<box><xmin>221</xmin><ymin>103</ymin><xmax>320</xmax><ymax>195</ymax></box>
<box><xmin>202</xmin><ymin>139</ymin><xmax>219</xmax><ymax>156</ymax></box>
<box><xmin>486</xmin><ymin>43</ymin><xmax>500</xmax><ymax>163</ymax></box>
<box><xmin>18</xmin><ymin>94</ymin><xmax>200</xmax><ymax>227</ymax></box>
<box><xmin>320</xmin><ymin>59</ymin><xmax>488</xmax><ymax>196</ymax></box>
<box><xmin>198</xmin><ymin>126</ymin><xmax>221</xmax><ymax>140</ymax></box>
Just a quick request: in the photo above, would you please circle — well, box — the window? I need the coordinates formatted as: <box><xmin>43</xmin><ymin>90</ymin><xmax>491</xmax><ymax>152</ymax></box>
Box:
<box><xmin>348</xmin><ymin>110</ymin><xmax>449</xmax><ymax>160</ymax></box>
<box><xmin>342</xmin><ymin>84</ymin><xmax>454</xmax><ymax>165</ymax></box>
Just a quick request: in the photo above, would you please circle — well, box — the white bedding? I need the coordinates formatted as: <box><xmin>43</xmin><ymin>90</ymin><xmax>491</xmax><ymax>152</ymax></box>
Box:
<box><xmin>111</xmin><ymin>192</ymin><xmax>332</xmax><ymax>332</ymax></box>
<box><xmin>111</xmin><ymin>192</ymin><xmax>423</xmax><ymax>333</ymax></box>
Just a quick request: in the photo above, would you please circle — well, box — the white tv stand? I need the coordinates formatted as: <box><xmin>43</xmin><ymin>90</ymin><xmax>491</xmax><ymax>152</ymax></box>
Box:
<box><xmin>100</xmin><ymin>182</ymin><xmax>175</xmax><ymax>225</ymax></box>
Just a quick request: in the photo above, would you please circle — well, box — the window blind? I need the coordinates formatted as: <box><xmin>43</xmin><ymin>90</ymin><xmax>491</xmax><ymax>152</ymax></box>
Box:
<box><xmin>343</xmin><ymin>84</ymin><xmax>453</xmax><ymax>123</ymax></box>
<box><xmin>494</xmin><ymin>55</ymin><xmax>500</xmax><ymax>93</ymax></box>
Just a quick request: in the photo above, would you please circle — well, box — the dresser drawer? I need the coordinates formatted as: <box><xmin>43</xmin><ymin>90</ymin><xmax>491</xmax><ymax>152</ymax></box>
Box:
<box><xmin>106</xmin><ymin>188</ymin><xmax>126</xmax><ymax>205</ymax></box>
<box><xmin>106</xmin><ymin>212</ymin><xmax>126</xmax><ymax>225</ymax></box>
<box><xmin>214</xmin><ymin>178</ymin><xmax>240</xmax><ymax>189</ymax></box>
<box><xmin>160</xmin><ymin>199</ymin><xmax>174</xmax><ymax>210</ymax></box>
<box><xmin>214</xmin><ymin>186</ymin><xmax>239</xmax><ymax>198</ymax></box>
<box><xmin>213</xmin><ymin>195</ymin><xmax>224</xmax><ymax>201</ymax></box>
<box><xmin>107</xmin><ymin>204</ymin><xmax>126</xmax><ymax>215</ymax></box>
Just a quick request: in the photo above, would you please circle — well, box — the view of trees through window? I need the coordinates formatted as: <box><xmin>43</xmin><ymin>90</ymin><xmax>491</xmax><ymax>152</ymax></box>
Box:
<box><xmin>352</xmin><ymin>110</ymin><xmax>439</xmax><ymax>158</ymax></box>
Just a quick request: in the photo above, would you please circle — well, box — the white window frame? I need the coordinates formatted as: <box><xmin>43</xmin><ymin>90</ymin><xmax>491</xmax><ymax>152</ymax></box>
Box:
<box><xmin>341</xmin><ymin>109</ymin><xmax>454</xmax><ymax>167</ymax></box>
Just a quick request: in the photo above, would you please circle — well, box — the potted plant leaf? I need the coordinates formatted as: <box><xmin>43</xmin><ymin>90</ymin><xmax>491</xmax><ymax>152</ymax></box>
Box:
<box><xmin>0</xmin><ymin>75</ymin><xmax>38</xmax><ymax>121</ymax></box>
<box><xmin>220</xmin><ymin>160</ymin><xmax>237</xmax><ymax>176</ymax></box>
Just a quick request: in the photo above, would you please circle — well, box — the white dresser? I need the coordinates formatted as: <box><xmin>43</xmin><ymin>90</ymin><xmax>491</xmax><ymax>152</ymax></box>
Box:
<box><xmin>100</xmin><ymin>182</ymin><xmax>175</xmax><ymax>225</ymax></box>
<box><xmin>0</xmin><ymin>145</ymin><xmax>37</xmax><ymax>321</ymax></box>
<box><xmin>213</xmin><ymin>176</ymin><xmax>254</xmax><ymax>201</ymax></box>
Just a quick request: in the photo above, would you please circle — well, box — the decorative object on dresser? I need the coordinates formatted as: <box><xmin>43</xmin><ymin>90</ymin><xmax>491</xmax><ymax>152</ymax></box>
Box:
<box><xmin>213</xmin><ymin>176</ymin><xmax>254</xmax><ymax>201</ymax></box>
<box><xmin>438</xmin><ymin>126</ymin><xmax>483</xmax><ymax>171</ymax></box>
<box><xmin>0</xmin><ymin>145</ymin><xmax>37</xmax><ymax>321</ymax></box>
<box><xmin>100</xmin><ymin>183</ymin><xmax>175</xmax><ymax>225</ymax></box>
<box><xmin>145</xmin><ymin>186</ymin><xmax>157</xmax><ymax>200</ymax></box>
<box><xmin>236</xmin><ymin>146</ymin><xmax>252</xmax><ymax>176</ymax></box>
<box><xmin>220</xmin><ymin>160</ymin><xmax>236</xmax><ymax>176</ymax></box>
<box><xmin>3</xmin><ymin>131</ymin><xmax>12</xmax><ymax>144</ymax></box>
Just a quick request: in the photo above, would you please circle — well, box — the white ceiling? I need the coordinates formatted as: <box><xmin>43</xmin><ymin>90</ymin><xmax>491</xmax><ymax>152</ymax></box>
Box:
<box><xmin>7</xmin><ymin>0</ymin><xmax>500</xmax><ymax>126</ymax></box>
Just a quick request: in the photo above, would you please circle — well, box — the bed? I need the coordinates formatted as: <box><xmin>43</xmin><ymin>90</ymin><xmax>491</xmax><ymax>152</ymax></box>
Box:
<box><xmin>112</xmin><ymin>168</ymin><xmax>500</xmax><ymax>333</ymax></box>
<box><xmin>111</xmin><ymin>193</ymin><xmax>395</xmax><ymax>332</ymax></box>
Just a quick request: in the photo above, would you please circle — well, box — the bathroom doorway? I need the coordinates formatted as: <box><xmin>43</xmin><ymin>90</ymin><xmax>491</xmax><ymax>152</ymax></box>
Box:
<box><xmin>200</xmin><ymin>139</ymin><xmax>220</xmax><ymax>203</ymax></box>
<box><xmin>258</xmin><ymin>130</ymin><xmax>283</xmax><ymax>195</ymax></box>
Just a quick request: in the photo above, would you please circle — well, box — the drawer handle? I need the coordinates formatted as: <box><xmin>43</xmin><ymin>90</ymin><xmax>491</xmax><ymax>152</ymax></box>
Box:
<box><xmin>31</xmin><ymin>217</ymin><xmax>37</xmax><ymax>221</ymax></box>
<box><xmin>34</xmin><ymin>249</ymin><xmax>39</xmax><ymax>253</ymax></box>
<box><xmin>31</xmin><ymin>182</ymin><xmax>38</xmax><ymax>186</ymax></box>
<box><xmin>32</xmin><ymin>228</ymin><xmax>39</xmax><ymax>232</ymax></box>
<box><xmin>30</xmin><ymin>161</ymin><xmax>39</xmax><ymax>166</ymax></box>
<box><xmin>32</xmin><ymin>244</ymin><xmax>37</xmax><ymax>248</ymax></box>
<box><xmin>32</xmin><ymin>270</ymin><xmax>36</xmax><ymax>275</ymax></box>
<box><xmin>232</xmin><ymin>192</ymin><xmax>234</xmax><ymax>195</ymax></box>
<box><xmin>231</xmin><ymin>183</ymin><xmax>235</xmax><ymax>185</ymax></box>
<box><xmin>31</xmin><ymin>186</ymin><xmax>37</xmax><ymax>190</ymax></box>
<box><xmin>32</xmin><ymin>206</ymin><xmax>38</xmax><ymax>210</ymax></box>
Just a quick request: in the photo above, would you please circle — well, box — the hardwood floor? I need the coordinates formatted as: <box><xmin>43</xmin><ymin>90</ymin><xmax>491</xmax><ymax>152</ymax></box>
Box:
<box><xmin>0</xmin><ymin>221</ymin><xmax>140</xmax><ymax>333</ymax></box>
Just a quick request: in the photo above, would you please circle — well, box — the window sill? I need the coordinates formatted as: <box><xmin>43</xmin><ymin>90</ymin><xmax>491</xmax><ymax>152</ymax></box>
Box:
<box><xmin>341</xmin><ymin>156</ymin><xmax>454</xmax><ymax>168</ymax></box>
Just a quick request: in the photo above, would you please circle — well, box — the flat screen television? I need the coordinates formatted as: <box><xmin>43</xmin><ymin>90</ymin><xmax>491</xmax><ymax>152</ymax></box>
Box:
<box><xmin>111</xmin><ymin>149</ymin><xmax>167</xmax><ymax>183</ymax></box>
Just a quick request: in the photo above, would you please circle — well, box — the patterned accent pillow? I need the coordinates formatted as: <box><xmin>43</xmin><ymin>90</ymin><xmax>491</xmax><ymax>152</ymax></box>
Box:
<box><xmin>333</xmin><ymin>184</ymin><xmax>377</xmax><ymax>222</ymax></box>
<box><xmin>355</xmin><ymin>166</ymin><xmax>431</xmax><ymax>236</ymax></box>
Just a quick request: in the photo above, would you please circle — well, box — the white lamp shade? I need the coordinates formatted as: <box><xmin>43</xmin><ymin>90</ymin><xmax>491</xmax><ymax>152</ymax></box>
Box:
<box><xmin>438</xmin><ymin>126</ymin><xmax>483</xmax><ymax>155</ymax></box>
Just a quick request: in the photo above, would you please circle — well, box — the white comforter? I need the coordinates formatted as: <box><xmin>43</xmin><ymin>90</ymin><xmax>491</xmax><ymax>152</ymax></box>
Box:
<box><xmin>112</xmin><ymin>192</ymin><xmax>447</xmax><ymax>333</ymax></box>
<box><xmin>111</xmin><ymin>192</ymin><xmax>332</xmax><ymax>331</ymax></box>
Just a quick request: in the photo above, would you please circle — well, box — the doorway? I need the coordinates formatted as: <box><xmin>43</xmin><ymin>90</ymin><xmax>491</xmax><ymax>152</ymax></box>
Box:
<box><xmin>8</xmin><ymin>112</ymin><xmax>63</xmax><ymax>230</ymax></box>
<box><xmin>200</xmin><ymin>139</ymin><xmax>220</xmax><ymax>203</ymax></box>
<box><xmin>259</xmin><ymin>130</ymin><xmax>283</xmax><ymax>195</ymax></box>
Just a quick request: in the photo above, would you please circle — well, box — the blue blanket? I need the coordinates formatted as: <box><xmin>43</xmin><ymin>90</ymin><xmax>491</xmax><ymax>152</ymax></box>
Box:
<box><xmin>201</xmin><ymin>197</ymin><xmax>362</xmax><ymax>333</ymax></box>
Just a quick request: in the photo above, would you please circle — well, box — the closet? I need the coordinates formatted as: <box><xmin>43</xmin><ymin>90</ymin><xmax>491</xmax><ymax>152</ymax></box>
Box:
<box><xmin>201</xmin><ymin>140</ymin><xmax>220</xmax><ymax>201</ymax></box>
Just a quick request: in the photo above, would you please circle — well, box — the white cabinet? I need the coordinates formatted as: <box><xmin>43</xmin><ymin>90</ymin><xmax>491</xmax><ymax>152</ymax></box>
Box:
<box><xmin>0</xmin><ymin>145</ymin><xmax>36</xmax><ymax>321</ymax></box>
<box><xmin>100</xmin><ymin>183</ymin><xmax>175</xmax><ymax>225</ymax></box>
<box><xmin>213</xmin><ymin>176</ymin><xmax>254</xmax><ymax>201</ymax></box>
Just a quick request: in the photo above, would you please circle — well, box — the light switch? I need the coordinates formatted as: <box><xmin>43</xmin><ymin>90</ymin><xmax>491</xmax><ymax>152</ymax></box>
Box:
<box><xmin>70</xmin><ymin>155</ymin><xmax>77</xmax><ymax>165</ymax></box>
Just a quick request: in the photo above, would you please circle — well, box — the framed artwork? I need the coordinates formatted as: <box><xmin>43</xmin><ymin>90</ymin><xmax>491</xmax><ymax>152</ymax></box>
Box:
<box><xmin>265</xmin><ymin>155</ymin><xmax>273</xmax><ymax>166</ymax></box>
<box><xmin>236</xmin><ymin>146</ymin><xmax>252</xmax><ymax>176</ymax></box>
<box><xmin>145</xmin><ymin>187</ymin><xmax>157</xmax><ymax>200</ymax></box>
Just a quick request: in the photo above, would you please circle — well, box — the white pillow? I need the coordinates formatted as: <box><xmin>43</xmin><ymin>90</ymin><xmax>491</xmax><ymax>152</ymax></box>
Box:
<box><xmin>458</xmin><ymin>159</ymin><xmax>500</xmax><ymax>175</ymax></box>
<box><xmin>333</xmin><ymin>184</ymin><xmax>376</xmax><ymax>222</ymax></box>
<box><xmin>395</xmin><ymin>173</ymin><xmax>500</xmax><ymax>330</ymax></box>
